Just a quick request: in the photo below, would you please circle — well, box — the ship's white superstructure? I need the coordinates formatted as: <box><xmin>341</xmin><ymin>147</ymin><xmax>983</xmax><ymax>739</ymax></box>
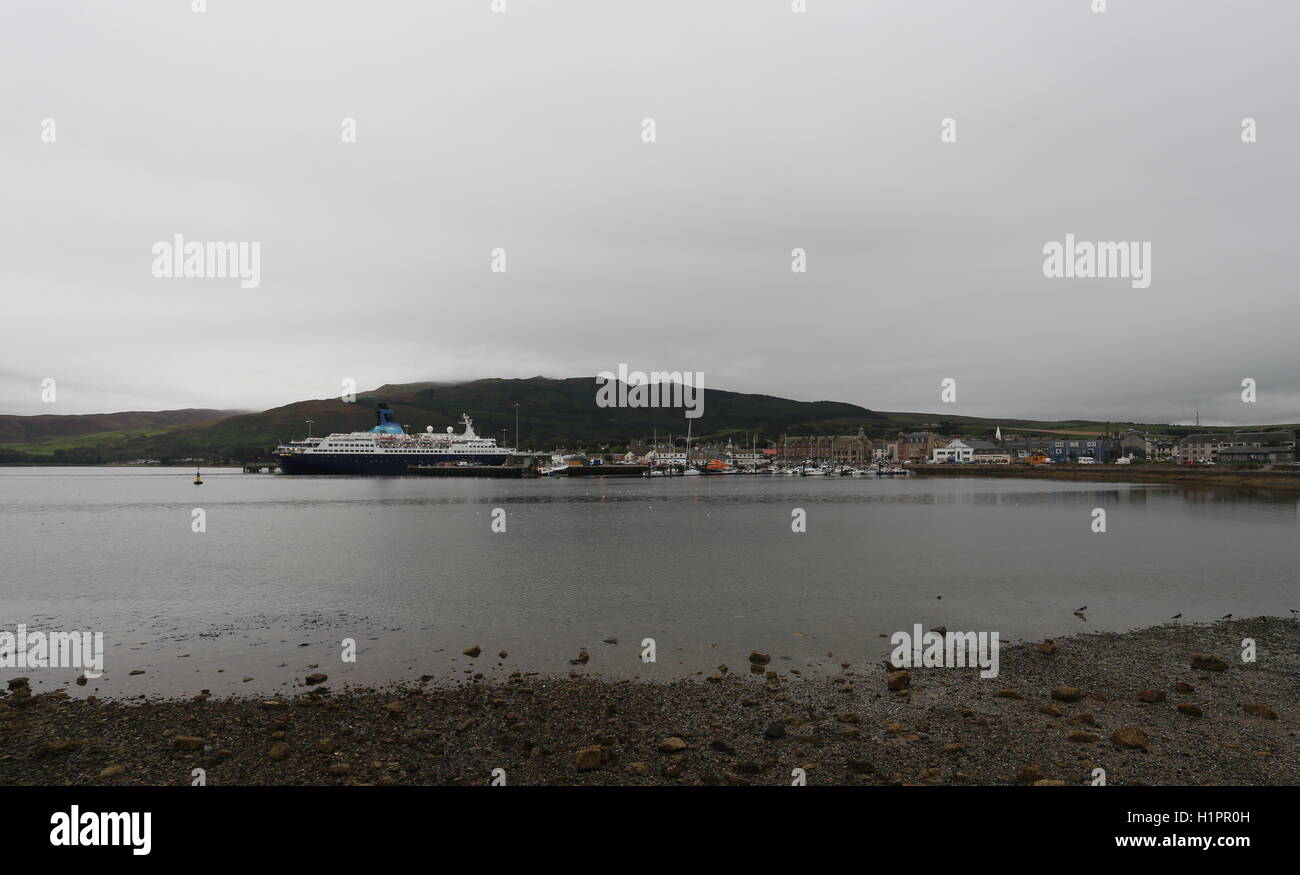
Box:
<box><xmin>276</xmin><ymin>406</ymin><xmax>514</xmax><ymax>474</ymax></box>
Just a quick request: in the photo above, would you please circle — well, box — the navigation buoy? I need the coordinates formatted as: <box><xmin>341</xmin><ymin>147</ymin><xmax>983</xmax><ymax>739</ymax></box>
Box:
<box><xmin>194</xmin><ymin>467</ymin><xmax>203</xmax><ymax>485</ymax></box>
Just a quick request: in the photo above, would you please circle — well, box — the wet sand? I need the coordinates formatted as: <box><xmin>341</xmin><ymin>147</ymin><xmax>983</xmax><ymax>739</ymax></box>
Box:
<box><xmin>3</xmin><ymin>618</ymin><xmax>1295</xmax><ymax>786</ymax></box>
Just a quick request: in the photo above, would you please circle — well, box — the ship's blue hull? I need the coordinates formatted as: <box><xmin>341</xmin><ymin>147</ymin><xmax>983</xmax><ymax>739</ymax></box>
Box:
<box><xmin>277</xmin><ymin>452</ymin><xmax>509</xmax><ymax>475</ymax></box>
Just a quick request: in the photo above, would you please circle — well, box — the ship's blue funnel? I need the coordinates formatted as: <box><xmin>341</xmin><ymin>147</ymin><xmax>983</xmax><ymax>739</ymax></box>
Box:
<box><xmin>371</xmin><ymin>403</ymin><xmax>405</xmax><ymax>434</ymax></box>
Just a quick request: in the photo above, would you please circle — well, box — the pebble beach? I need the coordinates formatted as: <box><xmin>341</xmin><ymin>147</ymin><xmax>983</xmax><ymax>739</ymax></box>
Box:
<box><xmin>3</xmin><ymin>617</ymin><xmax>1295</xmax><ymax>786</ymax></box>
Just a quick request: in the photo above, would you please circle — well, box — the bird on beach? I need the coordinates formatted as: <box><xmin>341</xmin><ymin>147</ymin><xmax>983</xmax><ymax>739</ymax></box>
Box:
<box><xmin>1170</xmin><ymin>613</ymin><xmax>1182</xmax><ymax>620</ymax></box>
<box><xmin>1076</xmin><ymin>606</ymin><xmax>1087</xmax><ymax>612</ymax></box>
<box><xmin>1221</xmin><ymin>613</ymin><xmax>1233</xmax><ymax>620</ymax></box>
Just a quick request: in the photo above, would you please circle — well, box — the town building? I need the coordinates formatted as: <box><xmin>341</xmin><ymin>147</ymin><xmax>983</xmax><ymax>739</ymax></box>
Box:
<box><xmin>1178</xmin><ymin>430</ymin><xmax>1296</xmax><ymax>464</ymax></box>
<box><xmin>1214</xmin><ymin>446</ymin><xmax>1295</xmax><ymax>465</ymax></box>
<box><xmin>1001</xmin><ymin>436</ymin><xmax>1051</xmax><ymax>456</ymax></box>
<box><xmin>1048</xmin><ymin>437</ymin><xmax>1109</xmax><ymax>463</ymax></box>
<box><xmin>932</xmin><ymin>438</ymin><xmax>973</xmax><ymax>463</ymax></box>
<box><xmin>896</xmin><ymin>431</ymin><xmax>944</xmax><ymax>464</ymax></box>
<box><xmin>931</xmin><ymin>438</ymin><xmax>1011</xmax><ymax>464</ymax></box>
<box><xmin>967</xmin><ymin>438</ymin><xmax>1011</xmax><ymax>464</ymax></box>
<box><xmin>777</xmin><ymin>430</ymin><xmax>873</xmax><ymax>464</ymax></box>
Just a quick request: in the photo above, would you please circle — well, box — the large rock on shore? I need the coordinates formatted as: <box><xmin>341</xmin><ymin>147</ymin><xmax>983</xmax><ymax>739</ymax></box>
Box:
<box><xmin>1241</xmin><ymin>704</ymin><xmax>1277</xmax><ymax>720</ymax></box>
<box><xmin>41</xmin><ymin>737</ymin><xmax>76</xmax><ymax>757</ymax></box>
<box><xmin>1110</xmin><ymin>726</ymin><xmax>1150</xmax><ymax>750</ymax></box>
<box><xmin>1050</xmin><ymin>685</ymin><xmax>1081</xmax><ymax>702</ymax></box>
<box><xmin>1018</xmin><ymin>764</ymin><xmax>1048</xmax><ymax>783</ymax></box>
<box><xmin>575</xmin><ymin>745</ymin><xmax>604</xmax><ymax>770</ymax></box>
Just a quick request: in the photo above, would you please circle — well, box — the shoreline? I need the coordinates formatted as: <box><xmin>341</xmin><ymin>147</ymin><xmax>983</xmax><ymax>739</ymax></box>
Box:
<box><xmin>909</xmin><ymin>464</ymin><xmax>1300</xmax><ymax>491</ymax></box>
<box><xmin>3</xmin><ymin>617</ymin><xmax>1294</xmax><ymax>786</ymax></box>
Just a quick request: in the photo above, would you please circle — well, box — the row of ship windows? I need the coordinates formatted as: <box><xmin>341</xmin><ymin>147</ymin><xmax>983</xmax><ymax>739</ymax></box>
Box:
<box><xmin>318</xmin><ymin>449</ymin><xmax>503</xmax><ymax>453</ymax></box>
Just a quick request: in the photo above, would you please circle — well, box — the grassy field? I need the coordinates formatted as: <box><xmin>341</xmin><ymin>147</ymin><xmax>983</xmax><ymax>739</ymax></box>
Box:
<box><xmin>4</xmin><ymin>428</ymin><xmax>179</xmax><ymax>456</ymax></box>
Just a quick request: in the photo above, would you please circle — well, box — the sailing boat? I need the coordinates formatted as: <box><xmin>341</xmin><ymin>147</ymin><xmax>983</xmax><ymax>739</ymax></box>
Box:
<box><xmin>682</xmin><ymin>417</ymin><xmax>700</xmax><ymax>475</ymax></box>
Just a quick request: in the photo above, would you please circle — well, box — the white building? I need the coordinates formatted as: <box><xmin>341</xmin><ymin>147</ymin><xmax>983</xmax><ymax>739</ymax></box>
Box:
<box><xmin>932</xmin><ymin>439</ymin><xmax>974</xmax><ymax>463</ymax></box>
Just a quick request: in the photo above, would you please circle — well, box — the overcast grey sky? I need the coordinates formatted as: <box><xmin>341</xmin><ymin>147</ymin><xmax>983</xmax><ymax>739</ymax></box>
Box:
<box><xmin>2</xmin><ymin>0</ymin><xmax>1297</xmax><ymax>425</ymax></box>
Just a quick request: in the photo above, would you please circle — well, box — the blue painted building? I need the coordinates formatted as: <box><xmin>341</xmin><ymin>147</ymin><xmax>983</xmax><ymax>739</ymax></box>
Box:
<box><xmin>1048</xmin><ymin>437</ymin><xmax>1109</xmax><ymax>463</ymax></box>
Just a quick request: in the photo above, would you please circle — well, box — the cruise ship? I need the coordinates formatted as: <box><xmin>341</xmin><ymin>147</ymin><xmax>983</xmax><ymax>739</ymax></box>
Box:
<box><xmin>275</xmin><ymin>404</ymin><xmax>514</xmax><ymax>474</ymax></box>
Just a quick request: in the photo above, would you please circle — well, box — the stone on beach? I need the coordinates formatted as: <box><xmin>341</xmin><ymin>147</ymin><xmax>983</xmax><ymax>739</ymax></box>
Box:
<box><xmin>657</xmin><ymin>737</ymin><xmax>687</xmax><ymax>753</ymax></box>
<box><xmin>575</xmin><ymin>745</ymin><xmax>604</xmax><ymax>770</ymax></box>
<box><xmin>1050</xmin><ymin>685</ymin><xmax>1081</xmax><ymax>702</ymax></box>
<box><xmin>42</xmin><ymin>737</ymin><xmax>76</xmax><ymax>756</ymax></box>
<box><xmin>1110</xmin><ymin>726</ymin><xmax>1149</xmax><ymax>750</ymax></box>
<box><xmin>1018</xmin><ymin>764</ymin><xmax>1048</xmax><ymax>783</ymax></box>
<box><xmin>1189</xmin><ymin>653</ymin><xmax>1228</xmax><ymax>672</ymax></box>
<box><xmin>1241</xmin><ymin>704</ymin><xmax>1277</xmax><ymax>720</ymax></box>
<box><xmin>886</xmin><ymin>670</ymin><xmax>910</xmax><ymax>691</ymax></box>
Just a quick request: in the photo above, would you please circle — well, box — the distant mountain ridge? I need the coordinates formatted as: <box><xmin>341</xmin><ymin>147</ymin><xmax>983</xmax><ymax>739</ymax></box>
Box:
<box><xmin>0</xmin><ymin>378</ymin><xmax>883</xmax><ymax>462</ymax></box>
<box><xmin>0</xmin><ymin>408</ymin><xmax>234</xmax><ymax>444</ymax></box>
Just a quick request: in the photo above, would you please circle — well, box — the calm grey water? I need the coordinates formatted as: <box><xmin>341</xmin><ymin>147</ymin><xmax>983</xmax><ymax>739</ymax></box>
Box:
<box><xmin>1</xmin><ymin>467</ymin><xmax>1296</xmax><ymax>697</ymax></box>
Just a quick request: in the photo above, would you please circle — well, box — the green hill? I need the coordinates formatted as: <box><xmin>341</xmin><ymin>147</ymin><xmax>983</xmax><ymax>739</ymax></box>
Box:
<box><xmin>2</xmin><ymin>377</ymin><xmax>1295</xmax><ymax>464</ymax></box>
<box><xmin>0</xmin><ymin>378</ymin><xmax>885</xmax><ymax>463</ymax></box>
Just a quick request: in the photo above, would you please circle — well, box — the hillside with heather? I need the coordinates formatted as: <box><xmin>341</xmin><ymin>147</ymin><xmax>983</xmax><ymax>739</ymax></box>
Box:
<box><xmin>0</xmin><ymin>408</ymin><xmax>233</xmax><ymax>444</ymax></box>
